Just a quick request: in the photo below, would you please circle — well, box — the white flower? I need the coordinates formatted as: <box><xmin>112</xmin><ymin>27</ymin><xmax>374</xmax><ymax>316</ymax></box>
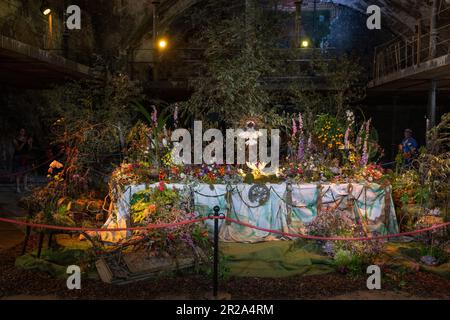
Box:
<box><xmin>239</xmin><ymin>128</ymin><xmax>262</xmax><ymax>143</ymax></box>
<box><xmin>238</xmin><ymin>131</ymin><xmax>250</xmax><ymax>139</ymax></box>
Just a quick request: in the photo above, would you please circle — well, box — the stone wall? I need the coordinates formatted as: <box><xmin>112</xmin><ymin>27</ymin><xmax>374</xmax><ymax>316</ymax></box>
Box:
<box><xmin>0</xmin><ymin>0</ymin><xmax>95</xmax><ymax>65</ymax></box>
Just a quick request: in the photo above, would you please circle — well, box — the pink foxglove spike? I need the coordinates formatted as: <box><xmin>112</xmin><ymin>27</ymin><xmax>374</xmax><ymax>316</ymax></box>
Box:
<box><xmin>298</xmin><ymin>113</ymin><xmax>304</xmax><ymax>134</ymax></box>
<box><xmin>174</xmin><ymin>105</ymin><xmax>178</xmax><ymax>123</ymax></box>
<box><xmin>292</xmin><ymin>118</ymin><xmax>298</xmax><ymax>136</ymax></box>
<box><xmin>151</xmin><ymin>105</ymin><xmax>158</xmax><ymax>124</ymax></box>
<box><xmin>344</xmin><ymin>127</ymin><xmax>350</xmax><ymax>149</ymax></box>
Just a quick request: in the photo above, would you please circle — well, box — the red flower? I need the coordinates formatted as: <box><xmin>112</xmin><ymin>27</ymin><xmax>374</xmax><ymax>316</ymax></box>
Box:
<box><xmin>158</xmin><ymin>181</ymin><xmax>165</xmax><ymax>191</ymax></box>
<box><xmin>207</xmin><ymin>172</ymin><xmax>216</xmax><ymax>182</ymax></box>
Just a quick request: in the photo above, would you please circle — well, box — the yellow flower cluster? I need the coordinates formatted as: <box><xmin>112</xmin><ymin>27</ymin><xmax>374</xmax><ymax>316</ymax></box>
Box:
<box><xmin>317</xmin><ymin>121</ymin><xmax>344</xmax><ymax>149</ymax></box>
<box><xmin>349</xmin><ymin>152</ymin><xmax>356</xmax><ymax>163</ymax></box>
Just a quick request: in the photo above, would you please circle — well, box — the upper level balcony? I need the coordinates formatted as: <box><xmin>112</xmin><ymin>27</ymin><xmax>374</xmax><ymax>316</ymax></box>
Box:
<box><xmin>0</xmin><ymin>0</ymin><xmax>91</xmax><ymax>88</ymax></box>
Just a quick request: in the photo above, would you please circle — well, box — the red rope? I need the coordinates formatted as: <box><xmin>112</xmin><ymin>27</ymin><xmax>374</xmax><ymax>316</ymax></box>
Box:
<box><xmin>0</xmin><ymin>156</ymin><xmax>56</xmax><ymax>178</ymax></box>
<box><xmin>223</xmin><ymin>217</ymin><xmax>450</xmax><ymax>241</ymax></box>
<box><xmin>0</xmin><ymin>216</ymin><xmax>448</xmax><ymax>241</ymax></box>
<box><xmin>0</xmin><ymin>217</ymin><xmax>209</xmax><ymax>232</ymax></box>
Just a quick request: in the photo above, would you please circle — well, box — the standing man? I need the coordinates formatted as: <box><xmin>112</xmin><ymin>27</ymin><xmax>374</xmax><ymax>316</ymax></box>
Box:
<box><xmin>399</xmin><ymin>128</ymin><xmax>418</xmax><ymax>165</ymax></box>
<box><xmin>13</xmin><ymin>128</ymin><xmax>33</xmax><ymax>193</ymax></box>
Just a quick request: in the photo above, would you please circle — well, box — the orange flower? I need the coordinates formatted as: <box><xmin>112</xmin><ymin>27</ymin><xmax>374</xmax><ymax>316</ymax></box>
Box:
<box><xmin>48</xmin><ymin>160</ymin><xmax>64</xmax><ymax>174</ymax></box>
<box><xmin>207</xmin><ymin>172</ymin><xmax>216</xmax><ymax>182</ymax></box>
<box><xmin>148</xmin><ymin>204</ymin><xmax>157</xmax><ymax>215</ymax></box>
<box><xmin>49</xmin><ymin>160</ymin><xmax>64</xmax><ymax>169</ymax></box>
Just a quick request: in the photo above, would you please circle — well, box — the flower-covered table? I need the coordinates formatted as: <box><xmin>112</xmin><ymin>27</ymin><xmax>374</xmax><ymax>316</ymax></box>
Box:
<box><xmin>102</xmin><ymin>182</ymin><xmax>399</xmax><ymax>243</ymax></box>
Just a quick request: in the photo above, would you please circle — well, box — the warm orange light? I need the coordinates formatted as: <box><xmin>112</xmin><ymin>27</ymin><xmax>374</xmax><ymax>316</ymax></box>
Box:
<box><xmin>158</xmin><ymin>39</ymin><xmax>168</xmax><ymax>50</ymax></box>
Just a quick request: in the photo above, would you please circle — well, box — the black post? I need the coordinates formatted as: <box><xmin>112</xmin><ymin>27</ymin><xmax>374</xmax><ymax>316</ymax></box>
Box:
<box><xmin>21</xmin><ymin>226</ymin><xmax>31</xmax><ymax>255</ymax></box>
<box><xmin>212</xmin><ymin>205</ymin><xmax>220</xmax><ymax>298</ymax></box>
<box><xmin>47</xmin><ymin>231</ymin><xmax>53</xmax><ymax>249</ymax></box>
<box><xmin>37</xmin><ymin>232</ymin><xmax>44</xmax><ymax>258</ymax></box>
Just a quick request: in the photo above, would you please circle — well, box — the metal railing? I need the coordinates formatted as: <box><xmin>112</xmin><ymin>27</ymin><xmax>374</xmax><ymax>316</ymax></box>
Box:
<box><xmin>373</xmin><ymin>6</ymin><xmax>450</xmax><ymax>81</ymax></box>
<box><xmin>131</xmin><ymin>46</ymin><xmax>339</xmax><ymax>84</ymax></box>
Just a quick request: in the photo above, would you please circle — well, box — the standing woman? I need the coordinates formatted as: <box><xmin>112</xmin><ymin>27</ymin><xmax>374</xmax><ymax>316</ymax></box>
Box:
<box><xmin>13</xmin><ymin>128</ymin><xmax>33</xmax><ymax>193</ymax></box>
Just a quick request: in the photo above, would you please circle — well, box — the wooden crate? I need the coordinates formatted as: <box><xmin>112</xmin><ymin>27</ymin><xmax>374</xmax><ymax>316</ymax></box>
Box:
<box><xmin>95</xmin><ymin>248</ymin><xmax>205</xmax><ymax>285</ymax></box>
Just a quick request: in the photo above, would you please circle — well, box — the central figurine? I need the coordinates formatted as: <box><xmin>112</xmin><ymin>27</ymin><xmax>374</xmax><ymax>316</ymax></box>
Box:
<box><xmin>170</xmin><ymin>120</ymin><xmax>280</xmax><ymax>174</ymax></box>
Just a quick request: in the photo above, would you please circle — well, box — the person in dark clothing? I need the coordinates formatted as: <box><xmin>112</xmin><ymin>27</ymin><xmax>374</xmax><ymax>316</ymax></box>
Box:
<box><xmin>13</xmin><ymin>128</ymin><xmax>33</xmax><ymax>193</ymax></box>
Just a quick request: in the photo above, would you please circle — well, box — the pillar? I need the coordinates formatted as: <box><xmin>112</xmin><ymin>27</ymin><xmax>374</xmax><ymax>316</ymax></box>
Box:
<box><xmin>427</xmin><ymin>0</ymin><xmax>438</xmax><ymax>140</ymax></box>
<box><xmin>313</xmin><ymin>0</ymin><xmax>317</xmax><ymax>48</ymax></box>
<box><xmin>62</xmin><ymin>0</ymin><xmax>69</xmax><ymax>58</ymax></box>
<box><xmin>152</xmin><ymin>1</ymin><xmax>160</xmax><ymax>81</ymax></box>
<box><xmin>429</xmin><ymin>0</ymin><xmax>438</xmax><ymax>59</ymax></box>
<box><xmin>428</xmin><ymin>79</ymin><xmax>437</xmax><ymax>131</ymax></box>
<box><xmin>294</xmin><ymin>1</ymin><xmax>303</xmax><ymax>48</ymax></box>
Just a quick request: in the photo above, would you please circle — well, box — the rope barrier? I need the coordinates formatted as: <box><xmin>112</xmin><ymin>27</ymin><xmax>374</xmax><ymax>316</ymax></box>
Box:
<box><xmin>0</xmin><ymin>156</ymin><xmax>57</xmax><ymax>178</ymax></box>
<box><xmin>223</xmin><ymin>217</ymin><xmax>450</xmax><ymax>241</ymax></box>
<box><xmin>0</xmin><ymin>216</ymin><xmax>209</xmax><ymax>232</ymax></box>
<box><xmin>0</xmin><ymin>216</ymin><xmax>448</xmax><ymax>242</ymax></box>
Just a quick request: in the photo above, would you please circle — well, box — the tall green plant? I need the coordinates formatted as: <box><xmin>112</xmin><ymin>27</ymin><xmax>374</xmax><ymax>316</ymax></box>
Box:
<box><xmin>41</xmin><ymin>75</ymin><xmax>142</xmax><ymax>194</ymax></box>
<box><xmin>134</xmin><ymin>102</ymin><xmax>171</xmax><ymax>170</ymax></box>
<box><xmin>173</xmin><ymin>1</ymin><xmax>290</xmax><ymax>129</ymax></box>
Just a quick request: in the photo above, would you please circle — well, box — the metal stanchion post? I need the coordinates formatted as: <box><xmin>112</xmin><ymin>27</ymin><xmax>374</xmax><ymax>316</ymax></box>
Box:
<box><xmin>37</xmin><ymin>232</ymin><xmax>44</xmax><ymax>258</ymax></box>
<box><xmin>21</xmin><ymin>226</ymin><xmax>31</xmax><ymax>255</ymax></box>
<box><xmin>212</xmin><ymin>206</ymin><xmax>220</xmax><ymax>298</ymax></box>
<box><xmin>206</xmin><ymin>206</ymin><xmax>229</xmax><ymax>300</ymax></box>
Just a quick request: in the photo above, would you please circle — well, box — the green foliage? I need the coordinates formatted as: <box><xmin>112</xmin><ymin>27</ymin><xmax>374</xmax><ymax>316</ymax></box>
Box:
<box><xmin>419</xmin><ymin>245</ymin><xmax>449</xmax><ymax>265</ymax></box>
<box><xmin>427</xmin><ymin>112</ymin><xmax>450</xmax><ymax>155</ymax></box>
<box><xmin>191</xmin><ymin>226</ymin><xmax>210</xmax><ymax>247</ymax></box>
<box><xmin>130</xmin><ymin>186</ymin><xmax>180</xmax><ymax>224</ymax></box>
<box><xmin>333</xmin><ymin>249</ymin><xmax>364</xmax><ymax>275</ymax></box>
<box><xmin>42</xmin><ymin>75</ymin><xmax>143</xmax><ymax>183</ymax></box>
<box><xmin>167</xmin><ymin>1</ymin><xmax>365</xmax><ymax>134</ymax></box>
<box><xmin>177</xmin><ymin>45</ymin><xmax>271</xmax><ymax>128</ymax></box>
<box><xmin>393</xmin><ymin>114</ymin><xmax>449</xmax><ymax>214</ymax></box>
<box><xmin>128</xmin><ymin>185</ymin><xmax>211</xmax><ymax>257</ymax></box>
<box><xmin>414</xmin><ymin>185</ymin><xmax>431</xmax><ymax>205</ymax></box>
<box><xmin>132</xmin><ymin>102</ymin><xmax>172</xmax><ymax>168</ymax></box>
<box><xmin>289</xmin><ymin>55</ymin><xmax>365</xmax><ymax>120</ymax></box>
<box><xmin>172</xmin><ymin>2</ymin><xmax>290</xmax><ymax>129</ymax></box>
<box><xmin>314</xmin><ymin>114</ymin><xmax>345</xmax><ymax>151</ymax></box>
<box><xmin>399</xmin><ymin>194</ymin><xmax>410</xmax><ymax>206</ymax></box>
<box><xmin>125</xmin><ymin>121</ymin><xmax>152</xmax><ymax>162</ymax></box>
<box><xmin>203</xmin><ymin>252</ymin><xmax>231</xmax><ymax>281</ymax></box>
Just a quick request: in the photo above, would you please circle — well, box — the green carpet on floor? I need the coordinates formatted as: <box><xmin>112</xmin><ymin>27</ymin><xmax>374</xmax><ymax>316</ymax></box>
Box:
<box><xmin>220</xmin><ymin>240</ymin><xmax>335</xmax><ymax>278</ymax></box>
